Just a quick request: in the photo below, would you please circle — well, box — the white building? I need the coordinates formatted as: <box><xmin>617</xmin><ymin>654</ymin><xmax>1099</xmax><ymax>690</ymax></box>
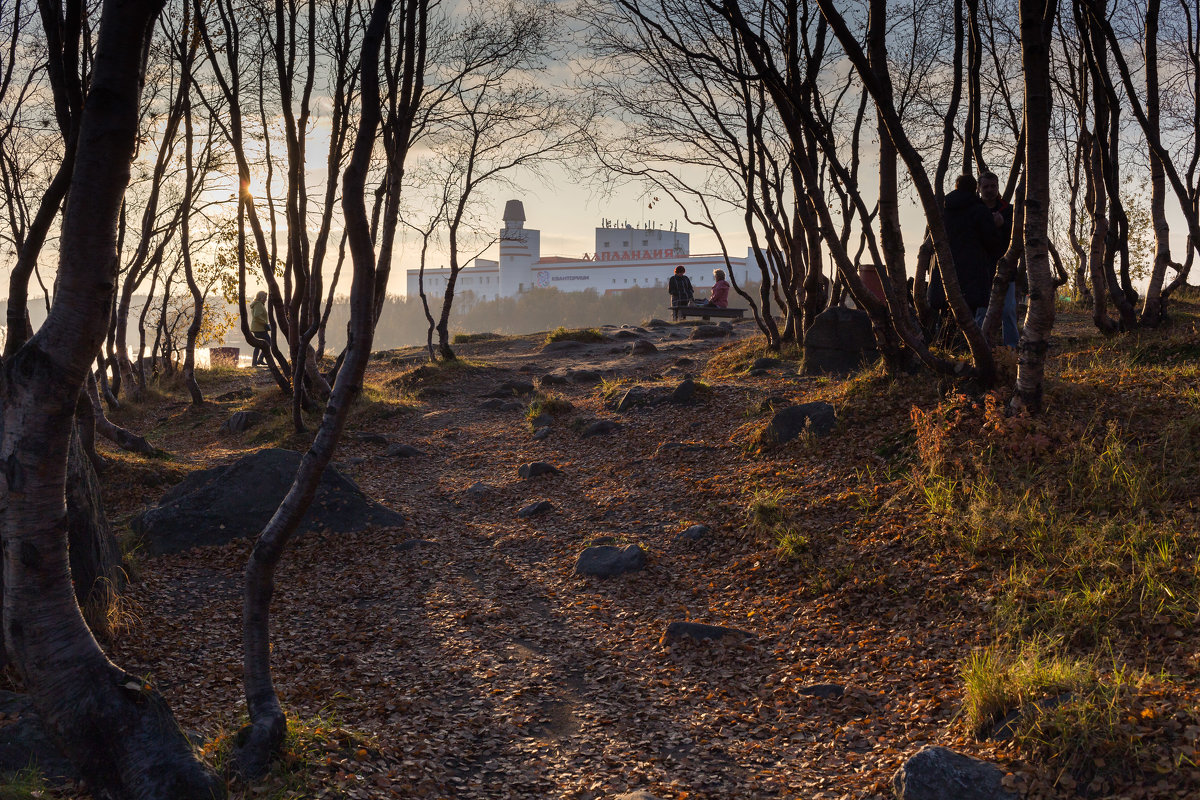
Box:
<box><xmin>406</xmin><ymin>199</ymin><xmax>753</xmax><ymax>300</ymax></box>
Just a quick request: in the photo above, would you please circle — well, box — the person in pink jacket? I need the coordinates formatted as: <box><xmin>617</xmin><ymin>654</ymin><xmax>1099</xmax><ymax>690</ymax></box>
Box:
<box><xmin>701</xmin><ymin>269</ymin><xmax>730</xmax><ymax>308</ymax></box>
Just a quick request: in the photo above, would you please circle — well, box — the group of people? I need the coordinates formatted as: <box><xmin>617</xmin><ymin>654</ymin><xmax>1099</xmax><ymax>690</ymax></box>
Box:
<box><xmin>930</xmin><ymin>171</ymin><xmax>1020</xmax><ymax>347</ymax></box>
<box><xmin>668</xmin><ymin>265</ymin><xmax>730</xmax><ymax>310</ymax></box>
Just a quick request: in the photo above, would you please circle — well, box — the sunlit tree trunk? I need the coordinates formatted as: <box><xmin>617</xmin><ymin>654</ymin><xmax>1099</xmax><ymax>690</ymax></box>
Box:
<box><xmin>1013</xmin><ymin>0</ymin><xmax>1057</xmax><ymax>412</ymax></box>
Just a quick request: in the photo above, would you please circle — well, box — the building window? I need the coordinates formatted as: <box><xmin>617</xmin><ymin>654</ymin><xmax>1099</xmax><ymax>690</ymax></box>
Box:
<box><xmin>603</xmin><ymin>241</ymin><xmax>609</xmax><ymax>247</ymax></box>
<box><xmin>624</xmin><ymin>279</ymin><xmax>628</xmax><ymax>284</ymax></box>
<box><xmin>611</xmin><ymin>279</ymin><xmax>615</xmax><ymax>284</ymax></box>
<box><xmin>622</xmin><ymin>240</ymin><xmax>628</xmax><ymax>246</ymax></box>
<box><xmin>642</xmin><ymin>240</ymin><xmax>647</xmax><ymax>246</ymax></box>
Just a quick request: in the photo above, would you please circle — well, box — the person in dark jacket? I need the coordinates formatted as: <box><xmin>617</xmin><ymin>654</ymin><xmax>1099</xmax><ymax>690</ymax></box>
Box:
<box><xmin>928</xmin><ymin>174</ymin><xmax>1002</xmax><ymax>319</ymax></box>
<box><xmin>979</xmin><ymin>171</ymin><xmax>1020</xmax><ymax>347</ymax></box>
<box><xmin>668</xmin><ymin>265</ymin><xmax>694</xmax><ymax>320</ymax></box>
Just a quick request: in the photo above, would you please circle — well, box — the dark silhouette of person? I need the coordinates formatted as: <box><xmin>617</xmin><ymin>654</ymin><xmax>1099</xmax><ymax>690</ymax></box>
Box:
<box><xmin>928</xmin><ymin>174</ymin><xmax>1002</xmax><ymax>324</ymax></box>
<box><xmin>668</xmin><ymin>265</ymin><xmax>694</xmax><ymax>320</ymax></box>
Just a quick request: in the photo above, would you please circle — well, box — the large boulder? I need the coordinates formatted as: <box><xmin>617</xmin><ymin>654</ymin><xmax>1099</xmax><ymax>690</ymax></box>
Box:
<box><xmin>130</xmin><ymin>448</ymin><xmax>404</xmax><ymax>554</ymax></box>
<box><xmin>574</xmin><ymin>544</ymin><xmax>646</xmax><ymax>577</ymax></box>
<box><xmin>763</xmin><ymin>402</ymin><xmax>836</xmax><ymax>443</ymax></box>
<box><xmin>802</xmin><ymin>306</ymin><xmax>879</xmax><ymax>375</ymax></box>
<box><xmin>892</xmin><ymin>746</ymin><xmax>1017</xmax><ymax>800</ymax></box>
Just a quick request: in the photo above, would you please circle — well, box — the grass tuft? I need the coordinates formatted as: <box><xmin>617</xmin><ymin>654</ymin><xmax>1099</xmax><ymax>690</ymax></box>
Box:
<box><xmin>545</xmin><ymin>327</ymin><xmax>606</xmax><ymax>344</ymax></box>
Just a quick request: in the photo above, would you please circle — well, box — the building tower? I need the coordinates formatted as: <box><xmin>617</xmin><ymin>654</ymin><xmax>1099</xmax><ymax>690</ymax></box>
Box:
<box><xmin>498</xmin><ymin>199</ymin><xmax>540</xmax><ymax>297</ymax></box>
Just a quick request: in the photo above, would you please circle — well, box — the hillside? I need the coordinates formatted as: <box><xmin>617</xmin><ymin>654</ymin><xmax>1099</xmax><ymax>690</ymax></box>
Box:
<box><xmin>31</xmin><ymin>305</ymin><xmax>1200</xmax><ymax>798</ymax></box>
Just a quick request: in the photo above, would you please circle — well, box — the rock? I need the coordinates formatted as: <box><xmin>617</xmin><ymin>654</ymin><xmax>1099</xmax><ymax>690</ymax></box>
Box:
<box><xmin>675</xmin><ymin>356</ymin><xmax>693</xmax><ymax>365</ymax></box>
<box><xmin>677</xmin><ymin>524</ymin><xmax>709</xmax><ymax>541</ymax></box>
<box><xmin>480</xmin><ymin>398</ymin><xmax>523</xmax><ymax>411</ymax></box>
<box><xmin>663</xmin><ymin>621</ymin><xmax>754</xmax><ymax>643</ymax></box>
<box><xmin>574</xmin><ymin>544</ymin><xmax>646</xmax><ymax>577</ymax></box>
<box><xmin>630</xmin><ymin>340</ymin><xmax>658</xmax><ymax>355</ymax></box>
<box><xmin>530</xmin><ymin>412</ymin><xmax>554</xmax><ymax>429</ymax></box>
<box><xmin>532</xmin><ymin>427</ymin><xmax>551</xmax><ymax>441</ymax></box>
<box><xmin>539</xmin><ymin>372</ymin><xmax>570</xmax><ymax>387</ymax></box>
<box><xmin>892</xmin><ymin>746</ymin><xmax>1017</xmax><ymax>800</ymax></box>
<box><xmin>395</xmin><ymin>538</ymin><xmax>434</xmax><ymax>551</ymax></box>
<box><xmin>802</xmin><ymin>306</ymin><xmax>880</xmax><ymax>375</ymax></box>
<box><xmin>612</xmin><ymin>329</ymin><xmax>641</xmax><ymax>339</ymax></box>
<box><xmin>798</xmin><ymin>683</ymin><xmax>845</xmax><ymax>699</ymax></box>
<box><xmin>616</xmin><ymin>385</ymin><xmax>653</xmax><ymax>412</ymax></box>
<box><xmin>215</xmin><ymin>386</ymin><xmax>254</xmax><ymax>402</ymax></box>
<box><xmin>747</xmin><ymin>368</ymin><xmax>769</xmax><ymax>377</ymax></box>
<box><xmin>718</xmin><ymin>321</ymin><xmax>733</xmax><ymax>330</ymax></box>
<box><xmin>581</xmin><ymin>420</ymin><xmax>621</xmax><ymax>437</ymax></box>
<box><xmin>759</xmin><ymin>395</ymin><xmax>790</xmax><ymax>412</ymax></box>
<box><xmin>485</xmin><ymin>380</ymin><xmax>536</xmax><ymax>397</ymax></box>
<box><xmin>542</xmin><ymin>340</ymin><xmax>585</xmax><ymax>353</ymax></box>
<box><xmin>385</xmin><ymin>443</ymin><xmax>424</xmax><ymax>458</ymax></box>
<box><xmin>130</xmin><ymin>449</ymin><xmax>405</xmax><ymax>554</ymax></box>
<box><xmin>763</xmin><ymin>401</ymin><xmax>837</xmax><ymax>443</ymax></box>
<box><xmin>750</xmin><ymin>357</ymin><xmax>782</xmax><ymax>371</ymax></box>
<box><xmin>569</xmin><ymin>369</ymin><xmax>602</xmax><ymax>384</ymax></box>
<box><xmin>342</xmin><ymin>457</ymin><xmax>366</xmax><ymax>468</ymax></box>
<box><xmin>646</xmin><ymin>318</ymin><xmax>670</xmax><ymax>327</ymax></box>
<box><xmin>690</xmin><ymin>325</ymin><xmax>730</xmax><ymax>340</ymax></box>
<box><xmin>349</xmin><ymin>431</ymin><xmax>390</xmax><ymax>446</ymax></box>
<box><xmin>518</xmin><ymin>461</ymin><xmax>561</xmax><ymax>479</ymax></box>
<box><xmin>220</xmin><ymin>410</ymin><xmax>265</xmax><ymax>434</ymax></box>
<box><xmin>0</xmin><ymin>691</ymin><xmax>78</xmax><ymax>783</ymax></box>
<box><xmin>668</xmin><ymin>378</ymin><xmax>696</xmax><ymax>404</ymax></box>
<box><xmin>518</xmin><ymin>500</ymin><xmax>554</xmax><ymax>518</ymax></box>
<box><xmin>465</xmin><ymin>482</ymin><xmax>493</xmax><ymax>498</ymax></box>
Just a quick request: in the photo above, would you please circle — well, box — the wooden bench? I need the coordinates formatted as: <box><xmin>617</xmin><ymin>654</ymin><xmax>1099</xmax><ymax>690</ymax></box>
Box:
<box><xmin>671</xmin><ymin>306</ymin><xmax>746</xmax><ymax>322</ymax></box>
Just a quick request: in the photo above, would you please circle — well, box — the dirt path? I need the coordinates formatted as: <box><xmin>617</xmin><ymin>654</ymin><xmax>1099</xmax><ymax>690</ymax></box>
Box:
<box><xmin>103</xmin><ymin>322</ymin><xmax>1000</xmax><ymax>799</ymax></box>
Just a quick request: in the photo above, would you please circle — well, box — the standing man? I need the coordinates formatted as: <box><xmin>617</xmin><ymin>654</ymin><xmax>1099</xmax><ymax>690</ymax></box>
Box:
<box><xmin>929</xmin><ymin>174</ymin><xmax>1001</xmax><ymax>328</ymax></box>
<box><xmin>249</xmin><ymin>290</ymin><xmax>271</xmax><ymax>367</ymax></box>
<box><xmin>668</xmin><ymin>265</ymin><xmax>694</xmax><ymax>320</ymax></box>
<box><xmin>979</xmin><ymin>171</ymin><xmax>1020</xmax><ymax>347</ymax></box>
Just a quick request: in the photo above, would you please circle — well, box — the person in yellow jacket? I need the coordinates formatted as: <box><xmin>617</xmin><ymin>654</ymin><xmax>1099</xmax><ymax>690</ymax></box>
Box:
<box><xmin>249</xmin><ymin>291</ymin><xmax>270</xmax><ymax>366</ymax></box>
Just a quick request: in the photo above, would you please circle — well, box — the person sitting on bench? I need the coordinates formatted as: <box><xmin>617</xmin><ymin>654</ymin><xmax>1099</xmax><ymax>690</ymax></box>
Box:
<box><xmin>668</xmin><ymin>265</ymin><xmax>695</xmax><ymax>315</ymax></box>
<box><xmin>698</xmin><ymin>269</ymin><xmax>730</xmax><ymax>308</ymax></box>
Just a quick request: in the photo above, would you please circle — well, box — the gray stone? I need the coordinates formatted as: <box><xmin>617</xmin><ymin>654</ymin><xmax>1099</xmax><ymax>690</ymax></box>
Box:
<box><xmin>616</xmin><ymin>385</ymin><xmax>653</xmax><ymax>412</ymax></box>
<box><xmin>342</xmin><ymin>457</ymin><xmax>366</xmax><ymax>467</ymax></box>
<box><xmin>798</xmin><ymin>683</ymin><xmax>845</xmax><ymax>699</ymax></box>
<box><xmin>654</xmin><ymin>441</ymin><xmax>718</xmax><ymax>458</ymax></box>
<box><xmin>518</xmin><ymin>461</ymin><xmax>561</xmax><ymax>479</ymax></box>
<box><xmin>802</xmin><ymin>306</ymin><xmax>880</xmax><ymax>375</ymax></box>
<box><xmin>485</xmin><ymin>380</ymin><xmax>535</xmax><ymax>397</ymax></box>
<box><xmin>220</xmin><ymin>410</ymin><xmax>265</xmax><ymax>434</ymax></box>
<box><xmin>759</xmin><ymin>395</ymin><xmax>790</xmax><ymax>412</ymax></box>
<box><xmin>630</xmin><ymin>339</ymin><xmax>658</xmax><ymax>355</ymax></box>
<box><xmin>0</xmin><ymin>691</ymin><xmax>77</xmax><ymax>783</ymax></box>
<box><xmin>751</xmin><ymin>357</ymin><xmax>783</xmax><ymax>371</ymax></box>
<box><xmin>569</xmin><ymin>369</ymin><xmax>603</xmax><ymax>384</ymax></box>
<box><xmin>385</xmin><ymin>443</ymin><xmax>424</xmax><ymax>458</ymax></box>
<box><xmin>747</xmin><ymin>368</ymin><xmax>769</xmax><ymax>377</ymax></box>
<box><xmin>764</xmin><ymin>401</ymin><xmax>836</xmax><ymax>443</ymax></box>
<box><xmin>668</xmin><ymin>378</ymin><xmax>696</xmax><ymax>404</ymax></box>
<box><xmin>677</xmin><ymin>524</ymin><xmax>709</xmax><ymax>541</ymax></box>
<box><xmin>349</xmin><ymin>431</ymin><xmax>390</xmax><ymax>446</ymax></box>
<box><xmin>718</xmin><ymin>321</ymin><xmax>733</xmax><ymax>330</ymax></box>
<box><xmin>130</xmin><ymin>449</ymin><xmax>404</xmax><ymax>554</ymax></box>
<box><xmin>465</xmin><ymin>482</ymin><xmax>493</xmax><ymax>498</ymax></box>
<box><xmin>892</xmin><ymin>746</ymin><xmax>1017</xmax><ymax>800</ymax></box>
<box><xmin>574</xmin><ymin>544</ymin><xmax>646</xmax><ymax>577</ymax></box>
<box><xmin>690</xmin><ymin>325</ymin><xmax>730</xmax><ymax>340</ymax></box>
<box><xmin>581</xmin><ymin>420</ymin><xmax>621</xmax><ymax>438</ymax></box>
<box><xmin>612</xmin><ymin>329</ymin><xmax>641</xmax><ymax>339</ymax></box>
<box><xmin>645</xmin><ymin>318</ymin><xmax>670</xmax><ymax>327</ymax></box>
<box><xmin>539</xmin><ymin>373</ymin><xmax>570</xmax><ymax>387</ymax></box>
<box><xmin>518</xmin><ymin>500</ymin><xmax>554</xmax><ymax>518</ymax></box>
<box><xmin>663</xmin><ymin>621</ymin><xmax>754</xmax><ymax>643</ymax></box>
<box><xmin>215</xmin><ymin>386</ymin><xmax>254</xmax><ymax>402</ymax></box>
<box><xmin>530</xmin><ymin>412</ymin><xmax>554</xmax><ymax>429</ymax></box>
<box><xmin>396</xmin><ymin>538</ymin><xmax>435</xmax><ymax>551</ymax></box>
<box><xmin>675</xmin><ymin>356</ymin><xmax>693</xmax><ymax>365</ymax></box>
<box><xmin>532</xmin><ymin>427</ymin><xmax>551</xmax><ymax>441</ymax></box>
